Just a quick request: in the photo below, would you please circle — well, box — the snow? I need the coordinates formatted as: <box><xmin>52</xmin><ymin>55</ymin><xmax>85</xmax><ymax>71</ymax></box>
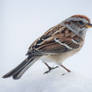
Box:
<box><xmin>1</xmin><ymin>57</ymin><xmax>92</xmax><ymax>92</ymax></box>
<box><xmin>1</xmin><ymin>0</ymin><xmax>92</xmax><ymax>92</ymax></box>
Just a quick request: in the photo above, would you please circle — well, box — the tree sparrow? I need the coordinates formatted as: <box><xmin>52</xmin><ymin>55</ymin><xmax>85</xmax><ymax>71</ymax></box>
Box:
<box><xmin>2</xmin><ymin>15</ymin><xmax>92</xmax><ymax>79</ymax></box>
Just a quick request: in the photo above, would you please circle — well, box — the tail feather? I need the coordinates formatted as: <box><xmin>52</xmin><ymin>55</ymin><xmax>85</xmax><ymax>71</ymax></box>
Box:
<box><xmin>2</xmin><ymin>56</ymin><xmax>40</xmax><ymax>79</ymax></box>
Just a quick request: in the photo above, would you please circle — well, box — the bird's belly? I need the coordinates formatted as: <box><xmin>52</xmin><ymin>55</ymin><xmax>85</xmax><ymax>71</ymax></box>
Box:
<box><xmin>40</xmin><ymin>47</ymin><xmax>82</xmax><ymax>64</ymax></box>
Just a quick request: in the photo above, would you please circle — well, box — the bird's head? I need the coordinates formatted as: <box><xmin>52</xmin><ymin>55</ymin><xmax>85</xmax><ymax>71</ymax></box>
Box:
<box><xmin>62</xmin><ymin>15</ymin><xmax>92</xmax><ymax>36</ymax></box>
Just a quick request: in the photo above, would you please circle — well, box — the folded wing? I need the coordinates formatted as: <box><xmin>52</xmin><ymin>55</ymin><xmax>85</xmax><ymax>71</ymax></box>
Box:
<box><xmin>27</xmin><ymin>25</ymin><xmax>82</xmax><ymax>55</ymax></box>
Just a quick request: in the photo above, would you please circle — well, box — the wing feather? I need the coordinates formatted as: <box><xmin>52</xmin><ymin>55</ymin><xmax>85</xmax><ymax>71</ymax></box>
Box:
<box><xmin>27</xmin><ymin>25</ymin><xmax>83</xmax><ymax>55</ymax></box>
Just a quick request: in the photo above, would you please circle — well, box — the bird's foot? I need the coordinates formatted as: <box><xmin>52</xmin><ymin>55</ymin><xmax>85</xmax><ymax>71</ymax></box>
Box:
<box><xmin>44</xmin><ymin>66</ymin><xmax>59</xmax><ymax>74</ymax></box>
<box><xmin>60</xmin><ymin>64</ymin><xmax>71</xmax><ymax>73</ymax></box>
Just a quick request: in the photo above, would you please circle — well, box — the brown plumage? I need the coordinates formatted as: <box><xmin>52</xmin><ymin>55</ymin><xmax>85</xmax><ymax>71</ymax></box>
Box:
<box><xmin>2</xmin><ymin>15</ymin><xmax>92</xmax><ymax>79</ymax></box>
<box><xmin>72</xmin><ymin>15</ymin><xmax>90</xmax><ymax>23</ymax></box>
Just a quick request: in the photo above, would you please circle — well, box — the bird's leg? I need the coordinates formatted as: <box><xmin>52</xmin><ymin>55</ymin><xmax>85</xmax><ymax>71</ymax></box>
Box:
<box><xmin>60</xmin><ymin>64</ymin><xmax>71</xmax><ymax>72</ymax></box>
<box><xmin>43</xmin><ymin>62</ymin><xmax>58</xmax><ymax>74</ymax></box>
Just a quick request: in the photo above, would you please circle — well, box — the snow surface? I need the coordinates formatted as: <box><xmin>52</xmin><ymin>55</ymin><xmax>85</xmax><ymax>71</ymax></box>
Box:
<box><xmin>1</xmin><ymin>59</ymin><xmax>92</xmax><ymax>92</ymax></box>
<box><xmin>1</xmin><ymin>0</ymin><xmax>92</xmax><ymax>92</ymax></box>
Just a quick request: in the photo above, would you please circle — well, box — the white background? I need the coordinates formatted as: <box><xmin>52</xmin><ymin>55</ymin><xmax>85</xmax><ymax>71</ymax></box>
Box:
<box><xmin>0</xmin><ymin>0</ymin><xmax>92</xmax><ymax>92</ymax></box>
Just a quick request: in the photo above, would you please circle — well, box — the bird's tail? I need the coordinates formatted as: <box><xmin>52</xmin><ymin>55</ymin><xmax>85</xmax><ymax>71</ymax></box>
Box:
<box><xmin>2</xmin><ymin>56</ymin><xmax>40</xmax><ymax>80</ymax></box>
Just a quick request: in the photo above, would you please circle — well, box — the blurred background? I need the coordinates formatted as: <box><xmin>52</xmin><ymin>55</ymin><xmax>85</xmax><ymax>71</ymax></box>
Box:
<box><xmin>0</xmin><ymin>0</ymin><xmax>92</xmax><ymax>92</ymax></box>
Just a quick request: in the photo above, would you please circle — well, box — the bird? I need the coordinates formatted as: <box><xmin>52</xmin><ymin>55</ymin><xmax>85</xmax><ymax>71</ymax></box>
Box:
<box><xmin>2</xmin><ymin>14</ymin><xmax>92</xmax><ymax>80</ymax></box>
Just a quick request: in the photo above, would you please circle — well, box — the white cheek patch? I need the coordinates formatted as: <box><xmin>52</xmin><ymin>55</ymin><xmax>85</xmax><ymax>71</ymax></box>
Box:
<box><xmin>54</xmin><ymin>38</ymin><xmax>73</xmax><ymax>50</ymax></box>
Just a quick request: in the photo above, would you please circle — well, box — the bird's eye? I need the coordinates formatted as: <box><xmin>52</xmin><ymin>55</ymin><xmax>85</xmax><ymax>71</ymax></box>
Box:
<box><xmin>79</xmin><ymin>21</ymin><xmax>84</xmax><ymax>25</ymax></box>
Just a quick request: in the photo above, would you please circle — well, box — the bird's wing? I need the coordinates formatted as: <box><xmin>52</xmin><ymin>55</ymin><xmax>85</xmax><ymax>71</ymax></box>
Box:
<box><xmin>27</xmin><ymin>24</ymin><xmax>83</xmax><ymax>55</ymax></box>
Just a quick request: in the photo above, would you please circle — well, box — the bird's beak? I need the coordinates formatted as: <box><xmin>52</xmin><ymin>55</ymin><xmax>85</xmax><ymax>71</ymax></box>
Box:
<box><xmin>86</xmin><ymin>23</ymin><xmax>92</xmax><ymax>28</ymax></box>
